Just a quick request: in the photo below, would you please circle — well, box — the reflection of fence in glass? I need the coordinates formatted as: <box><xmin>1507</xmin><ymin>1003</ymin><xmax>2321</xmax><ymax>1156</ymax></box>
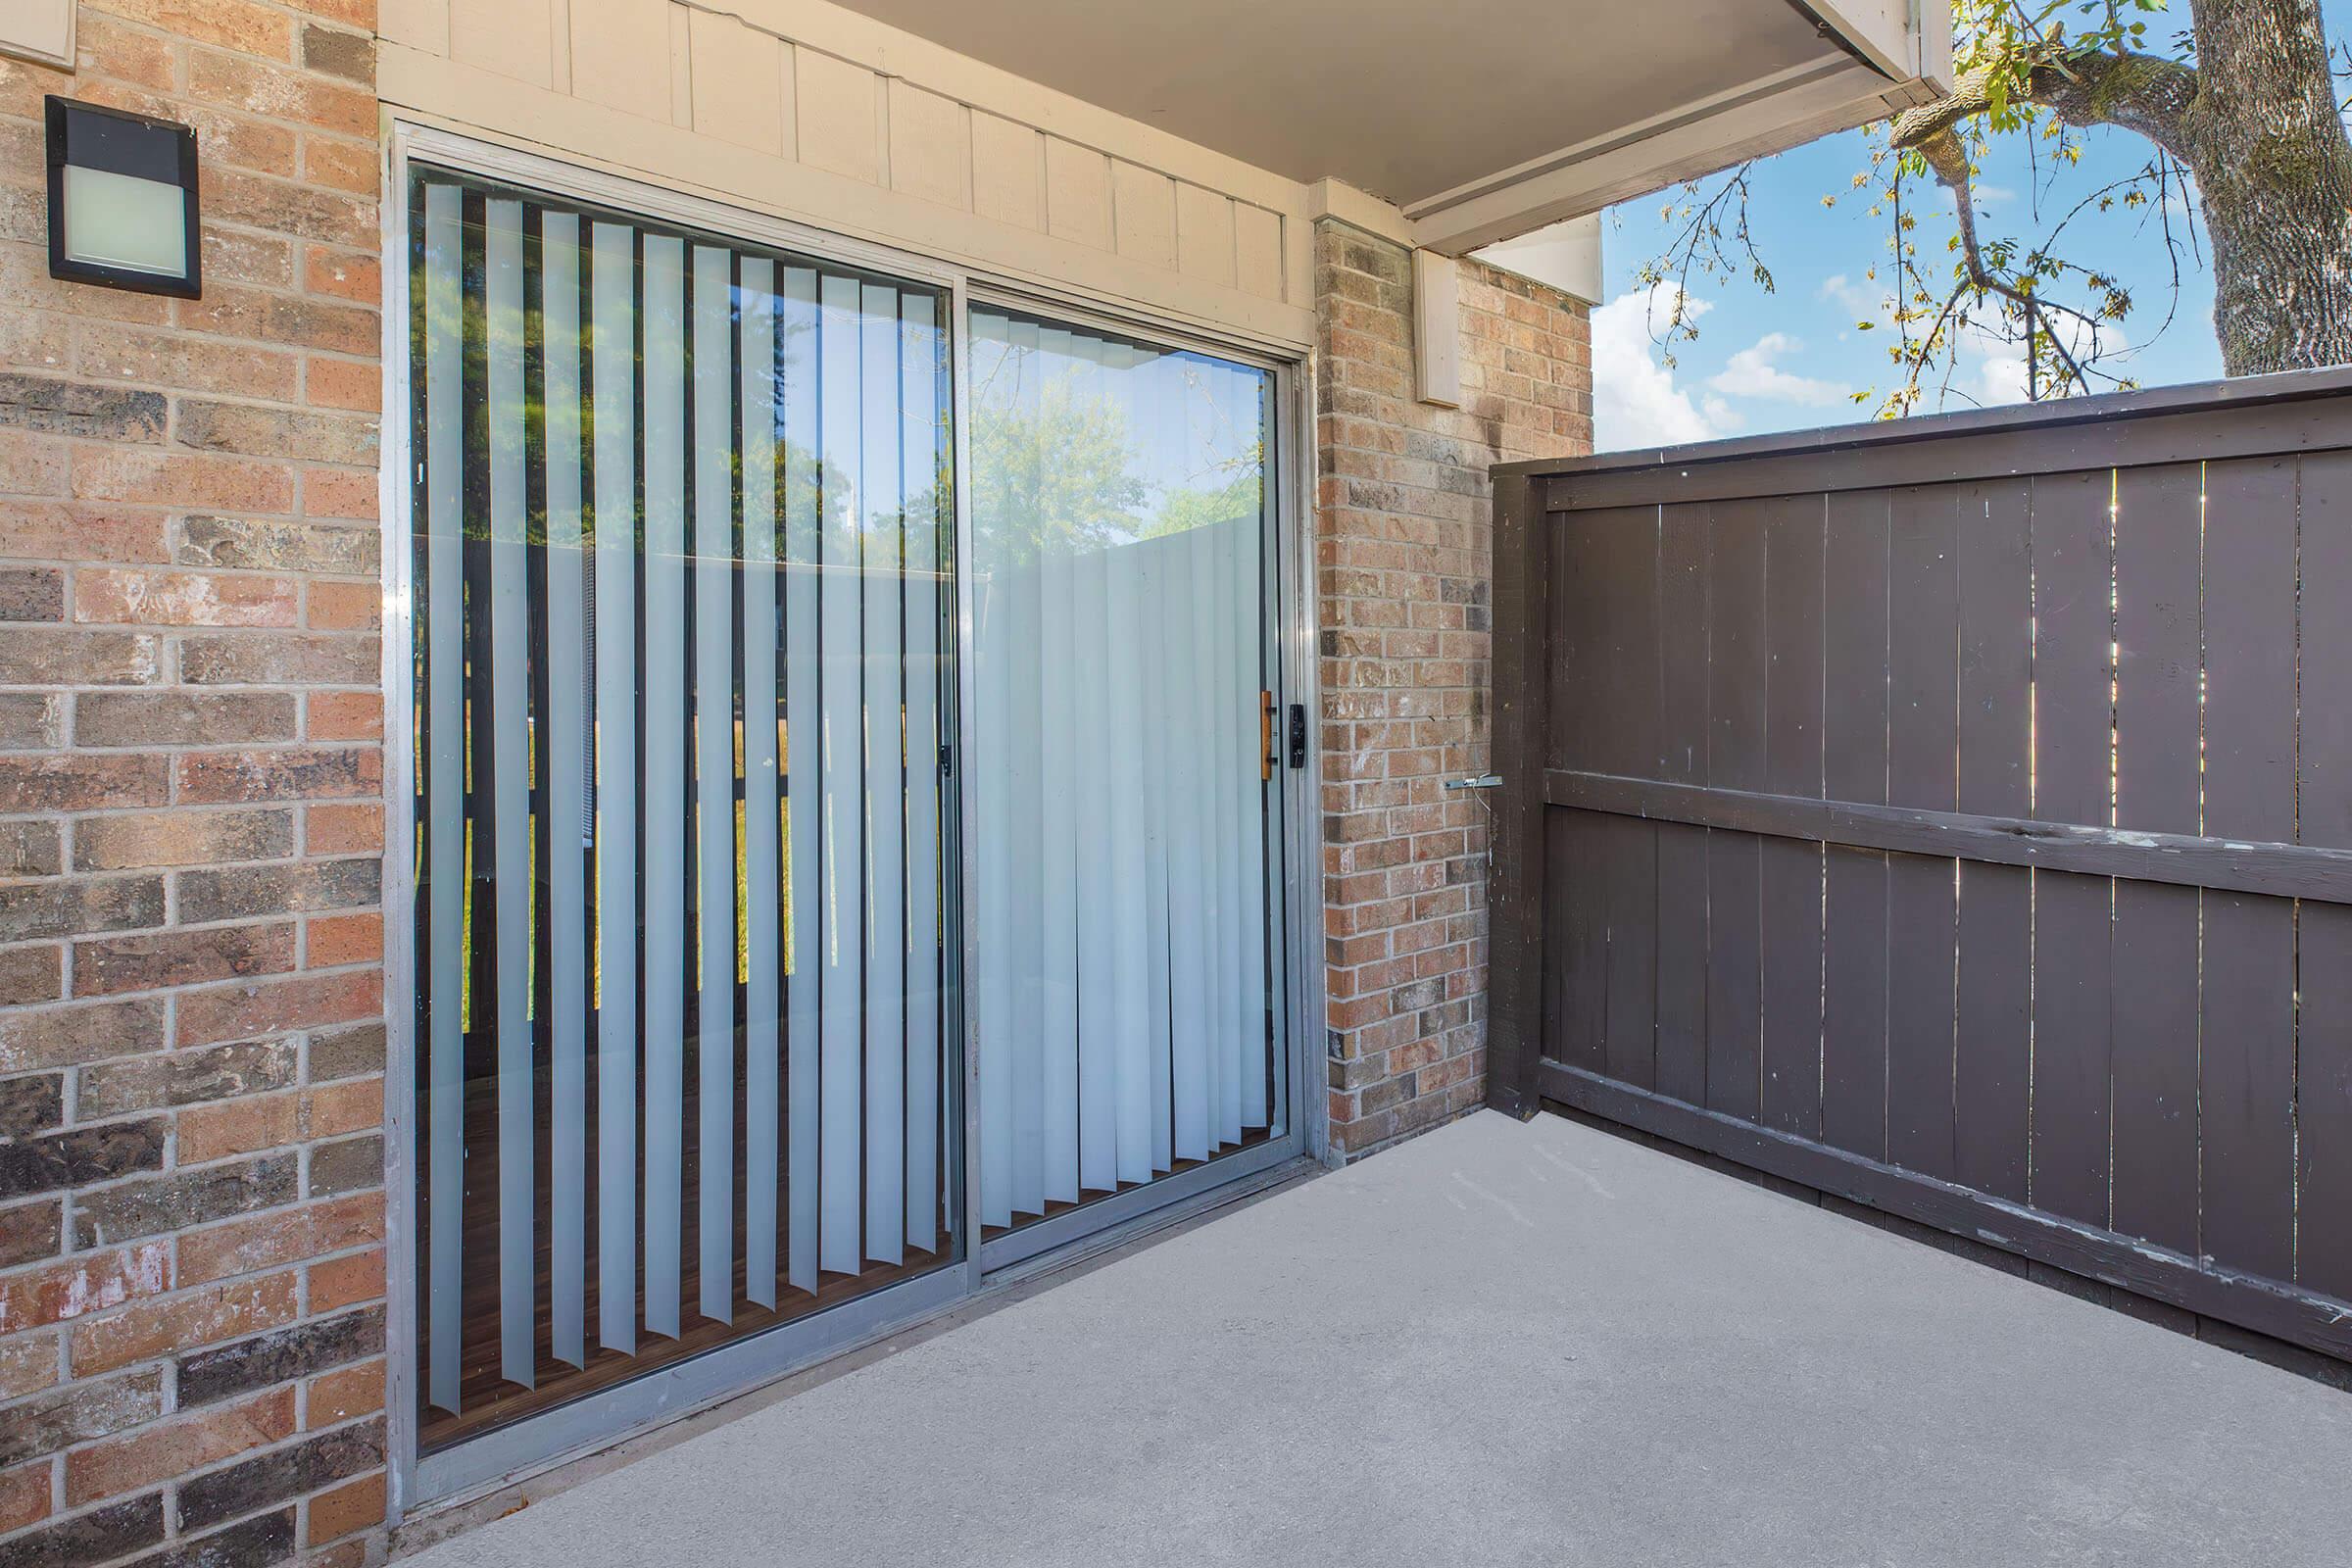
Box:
<box><xmin>412</xmin><ymin>172</ymin><xmax>956</xmax><ymax>1451</ymax></box>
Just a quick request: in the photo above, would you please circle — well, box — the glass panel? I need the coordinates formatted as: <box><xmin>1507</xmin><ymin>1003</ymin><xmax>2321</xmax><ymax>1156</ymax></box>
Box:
<box><xmin>409</xmin><ymin>171</ymin><xmax>957</xmax><ymax>1451</ymax></box>
<box><xmin>966</xmin><ymin>306</ymin><xmax>1284</xmax><ymax>1237</ymax></box>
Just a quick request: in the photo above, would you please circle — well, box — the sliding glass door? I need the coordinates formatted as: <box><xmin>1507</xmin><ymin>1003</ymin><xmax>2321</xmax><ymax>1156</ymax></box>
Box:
<box><xmin>408</xmin><ymin>170</ymin><xmax>956</xmax><ymax>1450</ymax></box>
<box><xmin>965</xmin><ymin>307</ymin><xmax>1288</xmax><ymax>1256</ymax></box>
<box><xmin>402</xmin><ymin>157</ymin><xmax>1296</xmax><ymax>1475</ymax></box>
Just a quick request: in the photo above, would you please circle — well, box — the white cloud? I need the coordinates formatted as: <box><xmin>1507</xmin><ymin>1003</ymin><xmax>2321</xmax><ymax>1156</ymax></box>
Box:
<box><xmin>1591</xmin><ymin>283</ymin><xmax>1735</xmax><ymax>450</ymax></box>
<box><xmin>1706</xmin><ymin>332</ymin><xmax>1848</xmax><ymax>406</ymax></box>
<box><xmin>1816</xmin><ymin>272</ymin><xmax>1890</xmax><ymax>322</ymax></box>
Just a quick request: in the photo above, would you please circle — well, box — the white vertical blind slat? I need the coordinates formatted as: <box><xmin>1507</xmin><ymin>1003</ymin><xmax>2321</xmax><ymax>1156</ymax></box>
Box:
<box><xmin>901</xmin><ymin>294</ymin><xmax>942</xmax><ymax>1253</ymax></box>
<box><xmin>1163</xmin><ymin>532</ymin><xmax>1210</xmax><ymax>1163</ymax></box>
<box><xmin>741</xmin><ymin>260</ymin><xmax>782</xmax><ymax>1308</ymax></box>
<box><xmin>485</xmin><ymin>198</ymin><xmax>536</xmax><ymax>1391</ymax></box>
<box><xmin>1105</xmin><ymin>537</ymin><xmax>1152</xmax><ymax>1187</ymax></box>
<box><xmin>1211</xmin><ymin>515</ymin><xmax>1244</xmax><ymax>1148</ymax></box>
<box><xmin>781</xmin><ymin>266</ymin><xmax>824</xmax><ymax>1294</ymax></box>
<box><xmin>1073</xmin><ymin>544</ymin><xmax>1115</xmax><ymax>1195</ymax></box>
<box><xmin>591</xmin><ymin>219</ymin><xmax>640</xmax><ymax>1357</ymax></box>
<box><xmin>692</xmin><ymin>244</ymin><xmax>737</xmax><ymax>1325</ymax></box>
<box><xmin>641</xmin><ymin>234</ymin><xmax>688</xmax><ymax>1340</ymax></box>
<box><xmin>861</xmin><ymin>283</ymin><xmax>907</xmax><ymax>1267</ymax></box>
<box><xmin>817</xmin><ymin>270</ymin><xmax>865</xmax><ymax>1278</ymax></box>
<box><xmin>543</xmin><ymin>214</ymin><xmax>589</xmax><ymax>1370</ymax></box>
<box><xmin>422</xmin><ymin>182</ymin><xmax>465</xmax><ymax>1413</ymax></box>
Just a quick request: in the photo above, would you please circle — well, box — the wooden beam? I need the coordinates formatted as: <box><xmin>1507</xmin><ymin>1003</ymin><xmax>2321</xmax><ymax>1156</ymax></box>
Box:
<box><xmin>1484</xmin><ymin>470</ymin><xmax>1550</xmax><ymax>1119</ymax></box>
<box><xmin>1544</xmin><ymin>769</ymin><xmax>2352</xmax><ymax>906</ymax></box>
<box><xmin>1538</xmin><ymin>1060</ymin><xmax>2352</xmax><ymax>1364</ymax></box>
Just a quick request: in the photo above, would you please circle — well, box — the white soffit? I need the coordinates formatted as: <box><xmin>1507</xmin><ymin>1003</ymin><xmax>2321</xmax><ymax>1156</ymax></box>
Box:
<box><xmin>819</xmin><ymin>0</ymin><xmax>1950</xmax><ymax>252</ymax></box>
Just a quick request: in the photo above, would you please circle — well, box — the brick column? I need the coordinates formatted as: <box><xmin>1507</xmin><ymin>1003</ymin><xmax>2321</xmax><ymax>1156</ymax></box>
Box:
<box><xmin>0</xmin><ymin>5</ymin><xmax>388</xmax><ymax>1564</ymax></box>
<box><xmin>1314</xmin><ymin>220</ymin><xmax>1591</xmax><ymax>1158</ymax></box>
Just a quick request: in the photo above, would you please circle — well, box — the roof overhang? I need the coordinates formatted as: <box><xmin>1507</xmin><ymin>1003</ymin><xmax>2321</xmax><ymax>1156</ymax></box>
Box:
<box><xmin>821</xmin><ymin>0</ymin><xmax>1953</xmax><ymax>254</ymax></box>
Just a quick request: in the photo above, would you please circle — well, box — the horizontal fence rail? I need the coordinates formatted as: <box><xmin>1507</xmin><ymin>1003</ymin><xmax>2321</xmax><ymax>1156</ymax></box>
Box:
<box><xmin>1488</xmin><ymin>368</ymin><xmax>2352</xmax><ymax>1365</ymax></box>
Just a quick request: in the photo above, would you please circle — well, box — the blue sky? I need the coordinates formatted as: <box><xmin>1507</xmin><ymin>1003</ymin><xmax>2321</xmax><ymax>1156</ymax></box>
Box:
<box><xmin>1592</xmin><ymin>0</ymin><xmax>2348</xmax><ymax>449</ymax></box>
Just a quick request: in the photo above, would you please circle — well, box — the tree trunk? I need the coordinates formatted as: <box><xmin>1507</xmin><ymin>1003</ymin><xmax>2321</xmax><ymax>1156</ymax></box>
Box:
<box><xmin>2184</xmin><ymin>0</ymin><xmax>2352</xmax><ymax>375</ymax></box>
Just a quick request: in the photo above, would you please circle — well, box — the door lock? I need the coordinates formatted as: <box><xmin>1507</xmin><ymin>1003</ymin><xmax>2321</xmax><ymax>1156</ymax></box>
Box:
<box><xmin>1286</xmin><ymin>704</ymin><xmax>1307</xmax><ymax>769</ymax></box>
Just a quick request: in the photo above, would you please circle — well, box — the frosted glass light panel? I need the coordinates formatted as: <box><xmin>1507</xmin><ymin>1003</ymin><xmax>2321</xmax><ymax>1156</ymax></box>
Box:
<box><xmin>967</xmin><ymin>306</ymin><xmax>1286</xmax><ymax>1237</ymax></box>
<box><xmin>408</xmin><ymin>171</ymin><xmax>956</xmax><ymax>1450</ymax></box>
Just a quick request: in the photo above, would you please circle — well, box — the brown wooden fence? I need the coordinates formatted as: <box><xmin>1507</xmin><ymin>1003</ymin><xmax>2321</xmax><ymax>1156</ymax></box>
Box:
<box><xmin>1487</xmin><ymin>368</ymin><xmax>2352</xmax><ymax>1364</ymax></box>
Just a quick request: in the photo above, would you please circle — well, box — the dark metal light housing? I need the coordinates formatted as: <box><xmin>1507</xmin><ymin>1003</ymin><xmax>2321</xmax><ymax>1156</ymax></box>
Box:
<box><xmin>45</xmin><ymin>95</ymin><xmax>201</xmax><ymax>298</ymax></box>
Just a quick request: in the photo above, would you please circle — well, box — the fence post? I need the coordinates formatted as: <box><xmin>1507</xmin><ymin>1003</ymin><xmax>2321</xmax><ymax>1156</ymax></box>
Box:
<box><xmin>1485</xmin><ymin>466</ymin><xmax>1550</xmax><ymax>1118</ymax></box>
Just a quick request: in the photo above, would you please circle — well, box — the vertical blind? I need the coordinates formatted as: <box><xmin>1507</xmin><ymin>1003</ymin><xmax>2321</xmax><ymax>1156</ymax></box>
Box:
<box><xmin>966</xmin><ymin>308</ymin><xmax>1284</xmax><ymax>1234</ymax></box>
<box><xmin>412</xmin><ymin>172</ymin><xmax>954</xmax><ymax>1446</ymax></box>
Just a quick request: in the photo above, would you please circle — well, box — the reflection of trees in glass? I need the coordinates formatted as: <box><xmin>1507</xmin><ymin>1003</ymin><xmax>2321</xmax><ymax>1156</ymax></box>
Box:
<box><xmin>970</xmin><ymin>342</ymin><xmax>1264</xmax><ymax>565</ymax></box>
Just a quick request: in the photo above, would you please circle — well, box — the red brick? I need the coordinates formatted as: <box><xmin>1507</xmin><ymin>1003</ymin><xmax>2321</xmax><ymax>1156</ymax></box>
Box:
<box><xmin>0</xmin><ymin>1242</ymin><xmax>172</xmax><ymax>1335</ymax></box>
<box><xmin>177</xmin><ymin>1091</ymin><xmax>300</xmax><ymax>1165</ymax></box>
<box><xmin>307</xmin><ymin>580</ymin><xmax>380</xmax><ymax>630</ymax></box>
<box><xmin>306</xmin><ymin>1248</ymin><xmax>382</xmax><ymax>1313</ymax></box>
<box><xmin>303</xmin><ymin>1078</ymin><xmax>380</xmax><ymax>1140</ymax></box>
<box><xmin>304</xmin><ymin>913</ymin><xmax>381</xmax><ymax>969</ymax></box>
<box><xmin>74</xmin><ymin>569</ymin><xmax>300</xmax><ymax>628</ymax></box>
<box><xmin>304</xmin><ymin>357</ymin><xmax>380</xmax><ymax>413</ymax></box>
<box><xmin>176</xmin><ymin>968</ymin><xmax>379</xmax><ymax>1048</ymax></box>
<box><xmin>72</xmin><ymin>448</ymin><xmax>296</xmax><ymax>514</ymax></box>
<box><xmin>305</xmin><ymin>1357</ymin><xmax>383</xmax><ymax>1427</ymax></box>
<box><xmin>0</xmin><ymin>1463</ymin><xmax>46</xmax><ymax>1535</ymax></box>
<box><xmin>69</xmin><ymin>1270</ymin><xmax>301</xmax><ymax>1376</ymax></box>
<box><xmin>174</xmin><ymin>746</ymin><xmax>382</xmax><ymax>805</ymax></box>
<box><xmin>305</xmin><ymin>802</ymin><xmax>383</xmax><ymax>853</ymax></box>
<box><xmin>309</xmin><ymin>1471</ymin><xmax>386</xmax><ymax>1544</ymax></box>
<box><xmin>178</xmin><ymin>1192</ymin><xmax>382</xmax><ymax>1286</ymax></box>
<box><xmin>67</xmin><ymin>1387</ymin><xmax>297</xmax><ymax>1505</ymax></box>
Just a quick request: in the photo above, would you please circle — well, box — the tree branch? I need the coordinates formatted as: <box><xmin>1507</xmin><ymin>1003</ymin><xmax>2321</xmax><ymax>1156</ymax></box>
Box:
<box><xmin>1890</xmin><ymin>52</ymin><xmax>2201</xmax><ymax>162</ymax></box>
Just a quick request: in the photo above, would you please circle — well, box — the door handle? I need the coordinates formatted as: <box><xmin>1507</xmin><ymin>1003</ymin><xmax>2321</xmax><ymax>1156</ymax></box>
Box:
<box><xmin>1259</xmin><ymin>690</ymin><xmax>1275</xmax><ymax>781</ymax></box>
<box><xmin>1287</xmin><ymin>704</ymin><xmax>1307</xmax><ymax>769</ymax></box>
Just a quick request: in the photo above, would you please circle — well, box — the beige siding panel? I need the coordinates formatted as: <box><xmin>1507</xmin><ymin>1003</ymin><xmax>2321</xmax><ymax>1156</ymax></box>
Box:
<box><xmin>1235</xmin><ymin>204</ymin><xmax>1284</xmax><ymax>302</ymax></box>
<box><xmin>1111</xmin><ymin>160</ymin><xmax>1176</xmax><ymax>271</ymax></box>
<box><xmin>450</xmin><ymin>0</ymin><xmax>554</xmax><ymax>88</ymax></box>
<box><xmin>569</xmin><ymin>0</ymin><xmax>673</xmax><ymax>123</ymax></box>
<box><xmin>970</xmin><ymin>112</ymin><xmax>1043</xmax><ymax>232</ymax></box>
<box><xmin>797</xmin><ymin>49</ymin><xmax>882</xmax><ymax>185</ymax></box>
<box><xmin>1044</xmin><ymin>138</ymin><xmax>1110</xmax><ymax>251</ymax></box>
<box><xmin>1174</xmin><ymin>182</ymin><xmax>1235</xmax><ymax>288</ymax></box>
<box><xmin>689</xmin><ymin>10</ymin><xmax>785</xmax><ymax>156</ymax></box>
<box><xmin>381</xmin><ymin>0</ymin><xmax>451</xmax><ymax>53</ymax></box>
<box><xmin>376</xmin><ymin>45</ymin><xmax>1317</xmax><ymax>351</ymax></box>
<box><xmin>889</xmin><ymin>80</ymin><xmax>970</xmax><ymax>211</ymax></box>
<box><xmin>667</xmin><ymin>4</ymin><xmax>694</xmax><ymax>128</ymax></box>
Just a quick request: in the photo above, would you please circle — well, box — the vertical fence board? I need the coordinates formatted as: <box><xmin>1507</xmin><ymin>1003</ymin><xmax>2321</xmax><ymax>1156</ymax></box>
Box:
<box><xmin>1760</xmin><ymin>499</ymin><xmax>1826</xmax><ymax>1137</ymax></box>
<box><xmin>2200</xmin><ymin>456</ymin><xmax>2299</xmax><ymax>1281</ymax></box>
<box><xmin>2109</xmin><ymin>464</ymin><xmax>2204</xmax><ymax>1253</ymax></box>
<box><xmin>1601</xmin><ymin>512</ymin><xmax>1661</xmax><ymax>1090</ymax></box>
<box><xmin>2030</xmin><ymin>469</ymin><xmax>2115</xmax><ymax>1229</ymax></box>
<box><xmin>2298</xmin><ymin>451</ymin><xmax>2352</xmax><ymax>1300</ymax></box>
<box><xmin>1653</xmin><ymin>505</ymin><xmax>1711</xmax><ymax>1104</ymax></box>
<box><xmin>1703</xmin><ymin>503</ymin><xmax>1769</xmax><ymax>1121</ymax></box>
<box><xmin>1546</xmin><ymin>807</ymin><xmax>1608</xmax><ymax>1074</ymax></box>
<box><xmin>1821</xmin><ymin>491</ymin><xmax>1889</xmax><ymax>1162</ymax></box>
<box><xmin>1885</xmin><ymin>486</ymin><xmax>1959</xmax><ymax>1179</ymax></box>
<box><xmin>1953</xmin><ymin>480</ymin><xmax>2034</xmax><ymax>1202</ymax></box>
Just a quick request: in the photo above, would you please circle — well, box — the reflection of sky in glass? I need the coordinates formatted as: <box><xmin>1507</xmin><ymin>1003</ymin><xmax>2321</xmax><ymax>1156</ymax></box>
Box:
<box><xmin>968</xmin><ymin>310</ymin><xmax>1266</xmax><ymax>556</ymax></box>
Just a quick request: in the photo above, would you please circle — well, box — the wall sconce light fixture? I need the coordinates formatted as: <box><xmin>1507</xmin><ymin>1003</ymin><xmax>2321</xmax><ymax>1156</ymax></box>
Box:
<box><xmin>46</xmin><ymin>95</ymin><xmax>201</xmax><ymax>298</ymax></box>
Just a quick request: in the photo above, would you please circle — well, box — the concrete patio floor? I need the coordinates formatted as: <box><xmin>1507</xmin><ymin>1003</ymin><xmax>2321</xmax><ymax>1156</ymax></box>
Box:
<box><xmin>401</xmin><ymin>1109</ymin><xmax>2352</xmax><ymax>1567</ymax></box>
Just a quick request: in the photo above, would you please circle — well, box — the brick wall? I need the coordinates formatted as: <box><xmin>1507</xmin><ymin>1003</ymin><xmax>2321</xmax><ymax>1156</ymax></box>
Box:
<box><xmin>0</xmin><ymin>4</ymin><xmax>388</xmax><ymax>1565</ymax></box>
<box><xmin>1314</xmin><ymin>220</ymin><xmax>1592</xmax><ymax>1159</ymax></box>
